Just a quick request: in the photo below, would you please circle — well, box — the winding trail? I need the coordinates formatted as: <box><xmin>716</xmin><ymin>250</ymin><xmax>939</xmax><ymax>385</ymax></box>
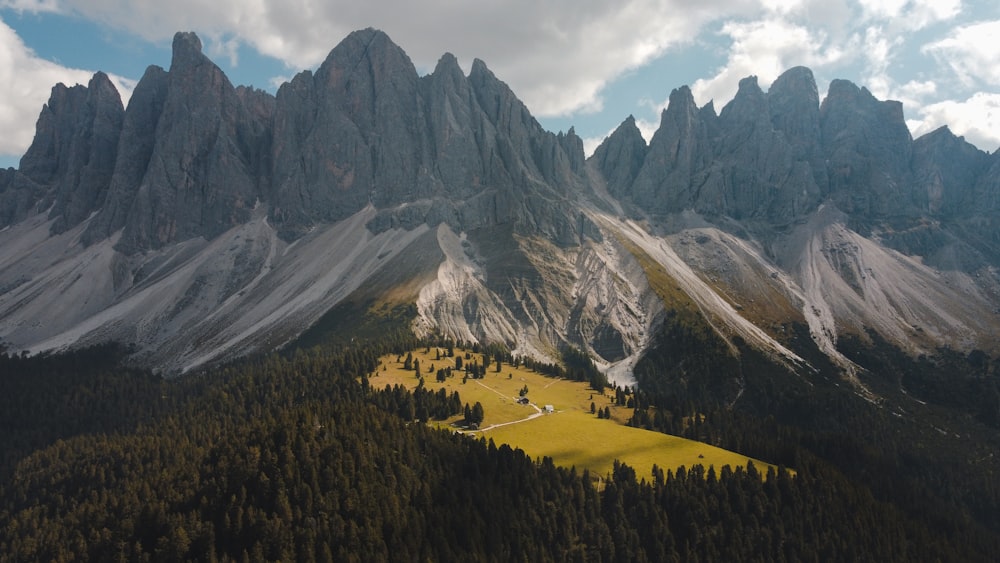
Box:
<box><xmin>473</xmin><ymin>411</ymin><xmax>548</xmax><ymax>432</ymax></box>
<box><xmin>465</xmin><ymin>380</ymin><xmax>550</xmax><ymax>433</ymax></box>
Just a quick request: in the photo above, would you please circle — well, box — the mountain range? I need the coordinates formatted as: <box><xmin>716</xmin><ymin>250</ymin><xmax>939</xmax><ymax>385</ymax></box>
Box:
<box><xmin>1</xmin><ymin>28</ymin><xmax>998</xmax><ymax>391</ymax></box>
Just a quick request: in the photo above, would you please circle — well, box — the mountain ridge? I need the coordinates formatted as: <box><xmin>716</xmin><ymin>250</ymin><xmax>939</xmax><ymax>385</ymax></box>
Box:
<box><xmin>1</xmin><ymin>29</ymin><xmax>998</xmax><ymax>387</ymax></box>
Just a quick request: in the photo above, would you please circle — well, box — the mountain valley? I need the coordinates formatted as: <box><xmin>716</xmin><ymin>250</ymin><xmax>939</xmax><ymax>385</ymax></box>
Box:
<box><xmin>1</xmin><ymin>27</ymin><xmax>1000</xmax><ymax>560</ymax></box>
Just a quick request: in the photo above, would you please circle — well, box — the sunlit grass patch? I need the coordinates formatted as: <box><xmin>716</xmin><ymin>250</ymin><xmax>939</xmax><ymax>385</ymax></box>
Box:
<box><xmin>371</xmin><ymin>347</ymin><xmax>778</xmax><ymax>478</ymax></box>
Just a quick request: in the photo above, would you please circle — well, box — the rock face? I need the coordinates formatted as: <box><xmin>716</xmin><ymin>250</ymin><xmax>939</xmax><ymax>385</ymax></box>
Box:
<box><xmin>112</xmin><ymin>32</ymin><xmax>270</xmax><ymax>252</ymax></box>
<box><xmin>591</xmin><ymin>115</ymin><xmax>647</xmax><ymax>198</ymax></box>
<box><xmin>82</xmin><ymin>66</ymin><xmax>170</xmax><ymax>246</ymax></box>
<box><xmin>265</xmin><ymin>28</ymin><xmax>588</xmax><ymax>243</ymax></box>
<box><xmin>625</xmin><ymin>86</ymin><xmax>714</xmax><ymax>216</ymax></box>
<box><xmin>595</xmin><ymin>67</ymin><xmax>942</xmax><ymax>226</ymax></box>
<box><xmin>605</xmin><ymin>73</ymin><xmax>825</xmax><ymax>224</ymax></box>
<box><xmin>0</xmin><ymin>73</ymin><xmax>124</xmax><ymax>231</ymax></box>
<box><xmin>1</xmin><ymin>28</ymin><xmax>1000</xmax><ymax>378</ymax></box>
<box><xmin>820</xmin><ymin>80</ymin><xmax>915</xmax><ymax>218</ymax></box>
<box><xmin>911</xmin><ymin>126</ymin><xmax>988</xmax><ymax>215</ymax></box>
<box><xmin>5</xmin><ymin>29</ymin><xmax>591</xmax><ymax>252</ymax></box>
<box><xmin>270</xmin><ymin>29</ymin><xmax>422</xmax><ymax>237</ymax></box>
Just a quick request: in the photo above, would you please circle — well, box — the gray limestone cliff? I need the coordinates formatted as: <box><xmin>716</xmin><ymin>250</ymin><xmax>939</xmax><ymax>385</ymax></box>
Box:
<box><xmin>0</xmin><ymin>73</ymin><xmax>124</xmax><ymax>231</ymax></box>
<box><xmin>591</xmin><ymin>115</ymin><xmax>647</xmax><ymax>198</ymax></box>
<box><xmin>114</xmin><ymin>32</ymin><xmax>271</xmax><ymax>253</ymax></box>
<box><xmin>2</xmin><ymin>27</ymin><xmax>1000</xmax><ymax>376</ymax></box>
<box><xmin>820</xmin><ymin>79</ymin><xmax>915</xmax><ymax>218</ymax></box>
<box><xmin>7</xmin><ymin>28</ymin><xmax>999</xmax><ymax>267</ymax></box>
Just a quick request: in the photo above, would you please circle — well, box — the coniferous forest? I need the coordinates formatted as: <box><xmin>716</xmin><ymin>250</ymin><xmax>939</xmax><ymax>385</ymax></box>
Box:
<box><xmin>1</xmin><ymin>331</ymin><xmax>999</xmax><ymax>561</ymax></box>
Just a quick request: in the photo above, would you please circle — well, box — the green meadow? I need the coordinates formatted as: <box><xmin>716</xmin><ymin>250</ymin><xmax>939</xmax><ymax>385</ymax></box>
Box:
<box><xmin>371</xmin><ymin>347</ymin><xmax>776</xmax><ymax>478</ymax></box>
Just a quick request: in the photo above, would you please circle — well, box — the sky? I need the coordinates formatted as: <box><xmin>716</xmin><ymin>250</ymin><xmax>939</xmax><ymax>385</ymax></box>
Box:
<box><xmin>1</xmin><ymin>0</ymin><xmax>999</xmax><ymax>170</ymax></box>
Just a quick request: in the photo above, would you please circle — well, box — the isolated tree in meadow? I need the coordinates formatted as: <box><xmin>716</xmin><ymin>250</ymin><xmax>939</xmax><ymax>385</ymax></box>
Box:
<box><xmin>591</xmin><ymin>402</ymin><xmax>596</xmax><ymax>415</ymax></box>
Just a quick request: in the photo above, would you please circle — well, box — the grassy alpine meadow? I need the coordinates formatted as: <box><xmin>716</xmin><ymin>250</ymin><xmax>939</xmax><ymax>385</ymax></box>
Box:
<box><xmin>370</xmin><ymin>346</ymin><xmax>778</xmax><ymax>478</ymax></box>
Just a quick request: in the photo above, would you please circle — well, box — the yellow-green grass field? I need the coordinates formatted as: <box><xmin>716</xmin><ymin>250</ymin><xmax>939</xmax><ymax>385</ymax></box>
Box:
<box><xmin>370</xmin><ymin>348</ymin><xmax>777</xmax><ymax>478</ymax></box>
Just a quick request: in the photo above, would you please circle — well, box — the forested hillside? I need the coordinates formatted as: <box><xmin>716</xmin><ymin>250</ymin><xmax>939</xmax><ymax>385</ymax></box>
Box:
<box><xmin>2</xmin><ymin>341</ymin><xmax>998</xmax><ymax>561</ymax></box>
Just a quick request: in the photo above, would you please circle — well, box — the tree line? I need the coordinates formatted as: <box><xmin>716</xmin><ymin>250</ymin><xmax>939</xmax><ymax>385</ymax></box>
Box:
<box><xmin>1</xmin><ymin>337</ymin><xmax>997</xmax><ymax>561</ymax></box>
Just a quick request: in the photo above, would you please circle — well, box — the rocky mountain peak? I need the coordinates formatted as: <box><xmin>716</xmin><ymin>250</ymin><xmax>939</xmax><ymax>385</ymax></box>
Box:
<box><xmin>3</xmin><ymin>30</ymin><xmax>1000</xmax><ymax>390</ymax></box>
<box><xmin>767</xmin><ymin>66</ymin><xmax>824</xmax><ymax>187</ymax></box>
<box><xmin>270</xmin><ymin>26</ymin><xmax>425</xmax><ymax>237</ymax></box>
<box><xmin>768</xmin><ymin>67</ymin><xmax>820</xmax><ymax>130</ymax></box>
<box><xmin>114</xmin><ymin>31</ymin><xmax>268</xmax><ymax>252</ymax></box>
<box><xmin>316</xmin><ymin>27</ymin><xmax>417</xmax><ymax>93</ymax></box>
<box><xmin>820</xmin><ymin>78</ymin><xmax>914</xmax><ymax>217</ymax></box>
<box><xmin>617</xmin><ymin>85</ymin><xmax>713</xmax><ymax>215</ymax></box>
<box><xmin>770</xmin><ymin>67</ymin><xmax>817</xmax><ymax>98</ymax></box>
<box><xmin>911</xmin><ymin>125</ymin><xmax>989</xmax><ymax>215</ymax></box>
<box><xmin>661</xmin><ymin>86</ymin><xmax>699</xmax><ymax>124</ymax></box>
<box><xmin>0</xmin><ymin>71</ymin><xmax>125</xmax><ymax>233</ymax></box>
<box><xmin>591</xmin><ymin>115</ymin><xmax>648</xmax><ymax>198</ymax></box>
<box><xmin>48</xmin><ymin>71</ymin><xmax>126</xmax><ymax>234</ymax></box>
<box><xmin>170</xmin><ymin>31</ymin><xmax>206</xmax><ymax>71</ymax></box>
<box><xmin>18</xmin><ymin>82</ymin><xmax>89</xmax><ymax>186</ymax></box>
<box><xmin>469</xmin><ymin>58</ymin><xmax>491</xmax><ymax>79</ymax></box>
<box><xmin>432</xmin><ymin>52</ymin><xmax>465</xmax><ymax>83</ymax></box>
<box><xmin>719</xmin><ymin>75</ymin><xmax>767</xmax><ymax>124</ymax></box>
<box><xmin>467</xmin><ymin>56</ymin><xmax>538</xmax><ymax>133</ymax></box>
<box><xmin>82</xmin><ymin>65</ymin><xmax>169</xmax><ymax>245</ymax></box>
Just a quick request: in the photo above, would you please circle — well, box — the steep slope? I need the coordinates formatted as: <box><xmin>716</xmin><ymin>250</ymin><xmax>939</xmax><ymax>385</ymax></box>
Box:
<box><xmin>0</xmin><ymin>30</ymin><xmax>607</xmax><ymax>373</ymax></box>
<box><xmin>0</xmin><ymin>204</ymin><xmax>436</xmax><ymax>372</ymax></box>
<box><xmin>0</xmin><ymin>28</ymin><xmax>999</xmax><ymax>386</ymax></box>
<box><xmin>593</xmin><ymin>65</ymin><xmax>1000</xmax><ymax>375</ymax></box>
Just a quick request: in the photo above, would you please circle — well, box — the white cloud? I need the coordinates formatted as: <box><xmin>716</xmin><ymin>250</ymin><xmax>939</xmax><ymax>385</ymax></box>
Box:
<box><xmin>858</xmin><ymin>25</ymin><xmax>903</xmax><ymax>99</ymax></box>
<box><xmin>923</xmin><ymin>20</ymin><xmax>1000</xmax><ymax>88</ymax></box>
<box><xmin>0</xmin><ymin>17</ymin><xmax>132</xmax><ymax>159</ymax></box>
<box><xmin>858</xmin><ymin>0</ymin><xmax>960</xmax><ymax>31</ymax></box>
<box><xmin>688</xmin><ymin>18</ymin><xmax>844</xmax><ymax>108</ymax></box>
<box><xmin>909</xmin><ymin>92</ymin><xmax>1000</xmax><ymax>151</ymax></box>
<box><xmin>0</xmin><ymin>0</ymin><xmax>62</xmax><ymax>13</ymax></box>
<box><xmin>856</xmin><ymin>0</ymin><xmax>907</xmax><ymax>19</ymax></box>
<box><xmin>628</xmin><ymin>0</ymin><xmax>978</xmax><ymax>150</ymax></box>
<box><xmin>206</xmin><ymin>35</ymin><xmax>240</xmax><ymax>68</ymax></box>
<box><xmin>893</xmin><ymin>79</ymin><xmax>937</xmax><ymax>107</ymax></box>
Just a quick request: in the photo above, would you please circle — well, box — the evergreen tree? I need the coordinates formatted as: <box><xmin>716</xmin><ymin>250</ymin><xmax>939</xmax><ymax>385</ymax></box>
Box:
<box><xmin>471</xmin><ymin>402</ymin><xmax>485</xmax><ymax>425</ymax></box>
